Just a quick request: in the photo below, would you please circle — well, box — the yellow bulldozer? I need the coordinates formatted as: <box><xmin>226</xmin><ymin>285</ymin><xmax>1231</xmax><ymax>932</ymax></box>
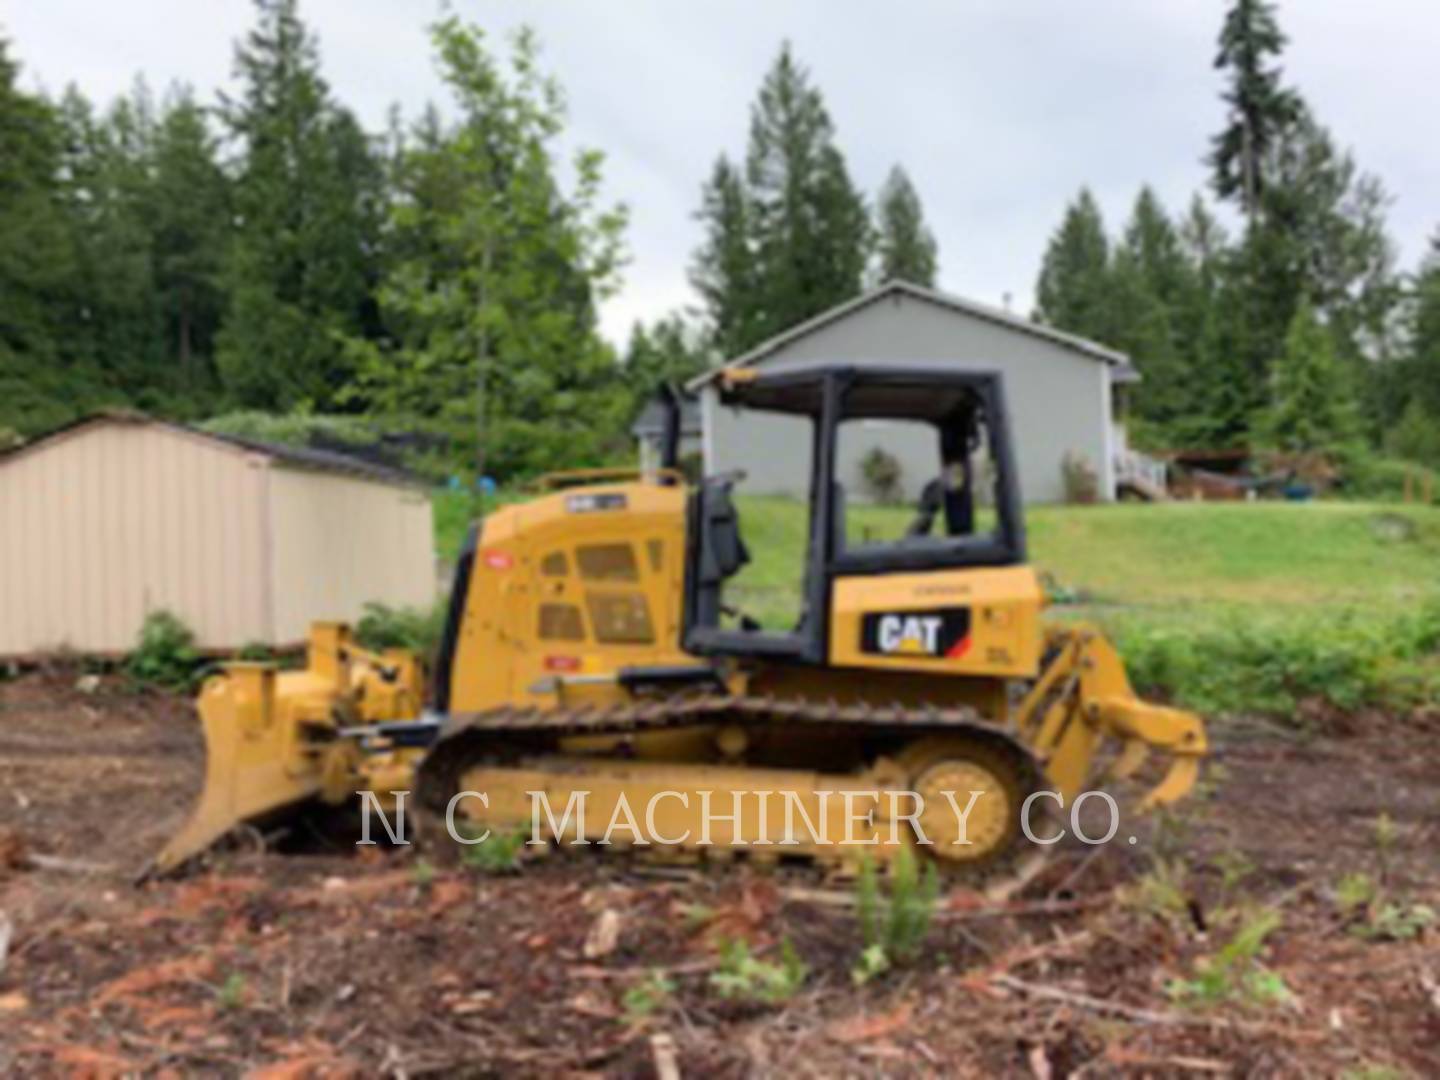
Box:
<box><xmin>155</xmin><ymin>363</ymin><xmax>1206</xmax><ymax>882</ymax></box>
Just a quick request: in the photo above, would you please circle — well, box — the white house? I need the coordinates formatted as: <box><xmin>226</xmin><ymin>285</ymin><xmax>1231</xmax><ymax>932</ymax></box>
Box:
<box><xmin>688</xmin><ymin>280</ymin><xmax>1163</xmax><ymax>503</ymax></box>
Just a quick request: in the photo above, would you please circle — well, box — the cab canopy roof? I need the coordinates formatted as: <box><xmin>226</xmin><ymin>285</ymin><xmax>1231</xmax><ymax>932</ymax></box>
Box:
<box><xmin>717</xmin><ymin>361</ymin><xmax>1002</xmax><ymax>423</ymax></box>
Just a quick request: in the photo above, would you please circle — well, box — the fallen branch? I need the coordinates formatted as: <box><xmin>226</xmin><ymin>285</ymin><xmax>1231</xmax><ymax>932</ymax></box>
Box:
<box><xmin>23</xmin><ymin>853</ymin><xmax>114</xmax><ymax>876</ymax></box>
<box><xmin>941</xmin><ymin>896</ymin><xmax>1108</xmax><ymax>922</ymax></box>
<box><xmin>781</xmin><ymin>888</ymin><xmax>1105</xmax><ymax>922</ymax></box>
<box><xmin>990</xmin><ymin>974</ymin><xmax>1186</xmax><ymax>1026</ymax></box>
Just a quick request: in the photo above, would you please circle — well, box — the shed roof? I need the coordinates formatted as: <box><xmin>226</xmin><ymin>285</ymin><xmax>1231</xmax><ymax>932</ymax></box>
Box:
<box><xmin>687</xmin><ymin>279</ymin><xmax>1139</xmax><ymax>390</ymax></box>
<box><xmin>0</xmin><ymin>411</ymin><xmax>424</xmax><ymax>489</ymax></box>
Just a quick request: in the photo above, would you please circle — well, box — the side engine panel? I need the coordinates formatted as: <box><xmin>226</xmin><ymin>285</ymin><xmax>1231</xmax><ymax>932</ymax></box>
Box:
<box><xmin>827</xmin><ymin>564</ymin><xmax>1045</xmax><ymax>678</ymax></box>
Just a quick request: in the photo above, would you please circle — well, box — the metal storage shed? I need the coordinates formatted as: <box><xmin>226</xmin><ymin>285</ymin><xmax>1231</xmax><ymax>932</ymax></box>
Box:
<box><xmin>0</xmin><ymin>413</ymin><xmax>435</xmax><ymax>657</ymax></box>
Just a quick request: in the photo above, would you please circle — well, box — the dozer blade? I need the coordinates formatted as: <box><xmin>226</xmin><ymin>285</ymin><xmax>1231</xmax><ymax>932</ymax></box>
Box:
<box><xmin>148</xmin><ymin>665</ymin><xmax>325</xmax><ymax>877</ymax></box>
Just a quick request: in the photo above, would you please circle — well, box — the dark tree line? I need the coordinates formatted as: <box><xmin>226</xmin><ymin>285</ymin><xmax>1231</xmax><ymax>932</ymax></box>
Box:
<box><xmin>0</xmin><ymin>1</ymin><xmax>624</xmax><ymax>481</ymax></box>
<box><xmin>1035</xmin><ymin>0</ymin><xmax>1429</xmax><ymax>468</ymax></box>
<box><xmin>8</xmin><ymin>0</ymin><xmax>1432</xmax><ymax>477</ymax></box>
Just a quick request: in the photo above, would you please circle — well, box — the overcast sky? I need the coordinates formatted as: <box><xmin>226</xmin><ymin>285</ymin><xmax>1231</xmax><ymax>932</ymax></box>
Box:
<box><xmin>5</xmin><ymin>1</ymin><xmax>1437</xmax><ymax>346</ymax></box>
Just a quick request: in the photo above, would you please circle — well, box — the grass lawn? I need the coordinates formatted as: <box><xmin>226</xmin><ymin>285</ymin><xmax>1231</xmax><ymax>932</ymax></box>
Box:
<box><xmin>438</xmin><ymin>490</ymin><xmax>1440</xmax><ymax>622</ymax></box>
<box><xmin>725</xmin><ymin>496</ymin><xmax>1440</xmax><ymax>626</ymax></box>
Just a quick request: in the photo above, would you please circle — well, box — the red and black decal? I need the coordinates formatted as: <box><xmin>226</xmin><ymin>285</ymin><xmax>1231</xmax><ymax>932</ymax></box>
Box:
<box><xmin>860</xmin><ymin>607</ymin><xmax>972</xmax><ymax>659</ymax></box>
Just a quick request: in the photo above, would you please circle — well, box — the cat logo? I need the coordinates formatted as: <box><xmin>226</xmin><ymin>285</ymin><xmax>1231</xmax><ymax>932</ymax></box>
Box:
<box><xmin>861</xmin><ymin>607</ymin><xmax>972</xmax><ymax>659</ymax></box>
<box><xmin>877</xmin><ymin>614</ymin><xmax>943</xmax><ymax>655</ymax></box>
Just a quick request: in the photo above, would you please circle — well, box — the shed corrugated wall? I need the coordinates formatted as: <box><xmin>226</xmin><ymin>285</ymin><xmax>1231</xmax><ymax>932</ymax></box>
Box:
<box><xmin>0</xmin><ymin>420</ymin><xmax>437</xmax><ymax>657</ymax></box>
<box><xmin>0</xmin><ymin>422</ymin><xmax>269</xmax><ymax>655</ymax></box>
<box><xmin>266</xmin><ymin>466</ymin><xmax>435</xmax><ymax>644</ymax></box>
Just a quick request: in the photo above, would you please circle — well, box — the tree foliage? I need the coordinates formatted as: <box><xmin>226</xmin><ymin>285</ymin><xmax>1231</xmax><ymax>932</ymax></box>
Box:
<box><xmin>1209</xmin><ymin>0</ymin><xmax>1303</xmax><ymax>220</ymax></box>
<box><xmin>216</xmin><ymin>0</ymin><xmax>384</xmax><ymax>411</ymax></box>
<box><xmin>0</xmin><ymin>39</ymin><xmax>91</xmax><ymax>435</ymax></box>
<box><xmin>346</xmin><ymin>17</ymin><xmax>628</xmax><ymax>480</ymax></box>
<box><xmin>622</xmin><ymin>315</ymin><xmax>712</xmax><ymax>407</ymax></box>
<box><xmin>1256</xmin><ymin>298</ymin><xmax>1359</xmax><ymax>456</ymax></box>
<box><xmin>1030</xmin><ymin>0</ymin><xmax>1408</xmax><ymax>459</ymax></box>
<box><xmin>1034</xmin><ymin>188</ymin><xmax>1113</xmax><ymax>344</ymax></box>
<box><xmin>692</xmin><ymin>43</ymin><xmax>871</xmax><ymax>357</ymax></box>
<box><xmin>873</xmin><ymin>165</ymin><xmax>938</xmax><ymax>287</ymax></box>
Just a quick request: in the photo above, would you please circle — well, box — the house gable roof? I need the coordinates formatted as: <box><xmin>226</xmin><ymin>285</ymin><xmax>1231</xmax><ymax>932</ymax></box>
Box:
<box><xmin>688</xmin><ymin>279</ymin><xmax>1138</xmax><ymax>390</ymax></box>
<box><xmin>0</xmin><ymin>411</ymin><xmax>424</xmax><ymax>489</ymax></box>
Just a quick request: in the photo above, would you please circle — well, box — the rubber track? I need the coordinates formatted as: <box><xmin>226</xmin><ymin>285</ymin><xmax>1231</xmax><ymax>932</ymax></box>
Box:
<box><xmin>417</xmin><ymin>692</ymin><xmax>1041</xmax><ymax>814</ymax></box>
<box><xmin>435</xmin><ymin>691</ymin><xmax>997</xmax><ymax>738</ymax></box>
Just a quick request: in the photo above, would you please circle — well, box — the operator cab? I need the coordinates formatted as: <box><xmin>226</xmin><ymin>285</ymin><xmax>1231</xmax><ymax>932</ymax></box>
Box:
<box><xmin>675</xmin><ymin>362</ymin><xmax>1026</xmax><ymax>665</ymax></box>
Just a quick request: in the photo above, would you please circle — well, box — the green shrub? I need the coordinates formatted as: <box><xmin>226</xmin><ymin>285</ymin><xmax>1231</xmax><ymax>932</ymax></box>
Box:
<box><xmin>1061</xmin><ymin>451</ymin><xmax>1099</xmax><ymax>504</ymax></box>
<box><xmin>126</xmin><ymin>610</ymin><xmax>200</xmax><ymax>689</ymax></box>
<box><xmin>1342</xmin><ymin>453</ymin><xmax>1440</xmax><ymax>502</ymax></box>
<box><xmin>215</xmin><ymin>972</ymin><xmax>247</xmax><ymax>1010</ymax></box>
<box><xmin>853</xmin><ymin>847</ymin><xmax>941</xmax><ymax>983</ymax></box>
<box><xmin>1115</xmin><ymin>602</ymin><xmax>1440</xmax><ymax>719</ymax></box>
<box><xmin>622</xmin><ymin>971</ymin><xmax>676</xmax><ymax>1023</ymax></box>
<box><xmin>859</xmin><ymin>446</ymin><xmax>904</xmax><ymax>505</ymax></box>
<box><xmin>1384</xmin><ymin>400</ymin><xmax>1440</xmax><ymax>469</ymax></box>
<box><xmin>235</xmin><ymin>641</ymin><xmax>275</xmax><ymax>662</ymax></box>
<box><xmin>709</xmin><ymin>937</ymin><xmax>807</xmax><ymax>1005</ymax></box>
<box><xmin>1168</xmin><ymin>909</ymin><xmax>1292</xmax><ymax>1008</ymax></box>
<box><xmin>678</xmin><ymin>450</ymin><xmax>704</xmax><ymax>485</ymax></box>
<box><xmin>201</xmin><ymin>410</ymin><xmax>373</xmax><ymax>449</ymax></box>
<box><xmin>460</xmin><ymin>829</ymin><xmax>526</xmax><ymax>875</ymax></box>
<box><xmin>354</xmin><ymin>600</ymin><xmax>446</xmax><ymax>660</ymax></box>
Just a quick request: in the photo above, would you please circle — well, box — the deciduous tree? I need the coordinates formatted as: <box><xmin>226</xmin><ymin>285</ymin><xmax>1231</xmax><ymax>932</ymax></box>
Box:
<box><xmin>348</xmin><ymin>18</ymin><xmax>628</xmax><ymax>480</ymax></box>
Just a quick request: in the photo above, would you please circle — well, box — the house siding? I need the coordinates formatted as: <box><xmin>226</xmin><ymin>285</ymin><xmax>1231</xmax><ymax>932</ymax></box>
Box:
<box><xmin>704</xmin><ymin>292</ymin><xmax>1115</xmax><ymax>504</ymax></box>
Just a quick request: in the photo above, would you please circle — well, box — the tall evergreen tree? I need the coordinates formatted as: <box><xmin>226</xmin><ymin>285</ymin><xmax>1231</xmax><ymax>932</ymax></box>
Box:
<box><xmin>873</xmin><ymin>165</ymin><xmax>938</xmax><ymax>286</ymax></box>
<box><xmin>1391</xmin><ymin>231</ymin><xmax>1440</xmax><ymax>425</ymax></box>
<box><xmin>348</xmin><ymin>18</ymin><xmax>627</xmax><ymax>480</ymax></box>
<box><xmin>1256</xmin><ymin>297</ymin><xmax>1359</xmax><ymax>456</ymax></box>
<box><xmin>622</xmin><ymin>314</ymin><xmax>712</xmax><ymax>407</ymax></box>
<box><xmin>1209</xmin><ymin>0</ymin><xmax>1302</xmax><ymax>222</ymax></box>
<box><xmin>744</xmin><ymin>43</ymin><xmax>870</xmax><ymax>342</ymax></box>
<box><xmin>59</xmin><ymin>83</ymin><xmax>169</xmax><ymax>406</ymax></box>
<box><xmin>1033</xmin><ymin>188</ymin><xmax>1115</xmax><ymax>345</ymax></box>
<box><xmin>148</xmin><ymin>86</ymin><xmax>230</xmax><ymax>401</ymax></box>
<box><xmin>216</xmin><ymin>0</ymin><xmax>383</xmax><ymax>410</ymax></box>
<box><xmin>1108</xmin><ymin>188</ymin><xmax>1190</xmax><ymax>423</ymax></box>
<box><xmin>690</xmin><ymin>156</ymin><xmax>759</xmax><ymax>359</ymax></box>
<box><xmin>0</xmin><ymin>38</ymin><xmax>92</xmax><ymax>435</ymax></box>
<box><xmin>1223</xmin><ymin>114</ymin><xmax>1399</xmax><ymax>436</ymax></box>
<box><xmin>693</xmin><ymin>43</ymin><xmax>870</xmax><ymax>355</ymax></box>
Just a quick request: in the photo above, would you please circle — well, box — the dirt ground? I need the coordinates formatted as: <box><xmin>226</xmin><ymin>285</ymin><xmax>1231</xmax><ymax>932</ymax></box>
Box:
<box><xmin>1</xmin><ymin>671</ymin><xmax>1437</xmax><ymax>1078</ymax></box>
